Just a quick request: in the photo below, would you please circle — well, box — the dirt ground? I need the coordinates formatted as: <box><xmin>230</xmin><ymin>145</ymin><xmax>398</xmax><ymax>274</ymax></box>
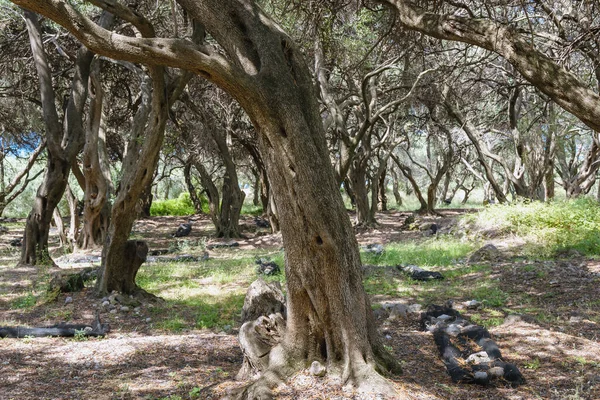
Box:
<box><xmin>1</xmin><ymin>210</ymin><xmax>599</xmax><ymax>399</ymax></box>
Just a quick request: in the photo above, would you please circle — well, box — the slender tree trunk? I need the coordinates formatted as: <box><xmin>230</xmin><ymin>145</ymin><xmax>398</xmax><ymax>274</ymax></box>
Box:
<box><xmin>350</xmin><ymin>162</ymin><xmax>375</xmax><ymax>226</ymax></box>
<box><xmin>52</xmin><ymin>208</ymin><xmax>67</xmax><ymax>248</ymax></box>
<box><xmin>252</xmin><ymin>170</ymin><xmax>260</xmax><ymax>207</ymax></box>
<box><xmin>78</xmin><ymin>63</ymin><xmax>111</xmax><ymax>250</ymax></box>
<box><xmin>378</xmin><ymin>167</ymin><xmax>388</xmax><ymax>212</ymax></box>
<box><xmin>184</xmin><ymin>159</ymin><xmax>203</xmax><ymax>214</ymax></box>
<box><xmin>194</xmin><ymin>160</ymin><xmax>221</xmax><ymax>232</ymax></box>
<box><xmin>65</xmin><ymin>184</ymin><xmax>80</xmax><ymax>244</ymax></box>
<box><xmin>96</xmin><ymin>63</ymin><xmax>167</xmax><ymax>295</ymax></box>
<box><xmin>391</xmin><ymin>169</ymin><xmax>403</xmax><ymax>207</ymax></box>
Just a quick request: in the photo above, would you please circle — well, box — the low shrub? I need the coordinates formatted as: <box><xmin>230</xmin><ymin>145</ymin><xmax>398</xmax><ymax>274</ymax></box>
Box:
<box><xmin>462</xmin><ymin>197</ymin><xmax>600</xmax><ymax>256</ymax></box>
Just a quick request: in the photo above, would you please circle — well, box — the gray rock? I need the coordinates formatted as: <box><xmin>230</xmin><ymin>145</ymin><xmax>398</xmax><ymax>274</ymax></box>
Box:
<box><xmin>64</xmin><ymin>296</ymin><xmax>73</xmax><ymax>304</ymax></box>
<box><xmin>120</xmin><ymin>306</ymin><xmax>130</xmax><ymax>312</ymax></box>
<box><xmin>437</xmin><ymin>314</ymin><xmax>452</xmax><ymax>321</ymax></box>
<box><xmin>474</xmin><ymin>371</ymin><xmax>489</xmax><ymax>382</ymax></box>
<box><xmin>364</xmin><ymin>243</ymin><xmax>384</xmax><ymax>255</ymax></box>
<box><xmin>385</xmin><ymin>334</ymin><xmax>392</xmax><ymax>340</ymax></box>
<box><xmin>407</xmin><ymin>304</ymin><xmax>422</xmax><ymax>313</ymax></box>
<box><xmin>102</xmin><ymin>300</ymin><xmax>110</xmax><ymax>307</ymax></box>
<box><xmin>110</xmin><ymin>309</ymin><xmax>117</xmax><ymax>314</ymax></box>
<box><xmin>464</xmin><ymin>300</ymin><xmax>481</xmax><ymax>309</ymax></box>
<box><xmin>489</xmin><ymin>366</ymin><xmax>505</xmax><ymax>378</ymax></box>
<box><xmin>466</xmin><ymin>351</ymin><xmax>491</xmax><ymax>365</ymax></box>
<box><xmin>468</xmin><ymin>244</ymin><xmax>501</xmax><ymax>263</ymax></box>
<box><xmin>389</xmin><ymin>304</ymin><xmax>408</xmax><ymax>319</ymax></box>
<box><xmin>446</xmin><ymin>324</ymin><xmax>461</xmax><ymax>336</ymax></box>
<box><xmin>145</xmin><ymin>317</ymin><xmax>152</xmax><ymax>323</ymax></box>
<box><xmin>309</xmin><ymin>361</ymin><xmax>327</xmax><ymax>377</ymax></box>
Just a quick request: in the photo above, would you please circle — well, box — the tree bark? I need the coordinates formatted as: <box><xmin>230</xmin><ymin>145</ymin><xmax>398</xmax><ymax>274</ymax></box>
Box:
<box><xmin>78</xmin><ymin>61</ymin><xmax>111</xmax><ymax>250</ymax></box>
<box><xmin>184</xmin><ymin>159</ymin><xmax>203</xmax><ymax>214</ymax></box>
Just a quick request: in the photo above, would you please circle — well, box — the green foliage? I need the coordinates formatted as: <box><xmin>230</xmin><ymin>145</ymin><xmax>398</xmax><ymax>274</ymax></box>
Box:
<box><xmin>463</xmin><ymin>197</ymin><xmax>600</xmax><ymax>256</ymax></box>
<box><xmin>150</xmin><ymin>192</ymin><xmax>196</xmax><ymax>216</ymax></box>
<box><xmin>73</xmin><ymin>329</ymin><xmax>88</xmax><ymax>341</ymax></box>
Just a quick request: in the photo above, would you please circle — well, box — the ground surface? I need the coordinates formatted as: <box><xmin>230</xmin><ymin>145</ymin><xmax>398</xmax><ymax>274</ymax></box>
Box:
<box><xmin>1</xmin><ymin>210</ymin><xmax>599</xmax><ymax>399</ymax></box>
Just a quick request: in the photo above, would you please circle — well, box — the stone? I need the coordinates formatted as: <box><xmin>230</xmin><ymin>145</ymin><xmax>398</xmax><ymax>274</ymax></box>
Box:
<box><xmin>468</xmin><ymin>244</ymin><xmax>501</xmax><ymax>263</ymax></box>
<box><xmin>467</xmin><ymin>351</ymin><xmax>491</xmax><ymax>365</ymax></box>
<box><xmin>389</xmin><ymin>304</ymin><xmax>408</xmax><ymax>319</ymax></box>
<box><xmin>437</xmin><ymin>314</ymin><xmax>452</xmax><ymax>321</ymax></box>
<box><xmin>309</xmin><ymin>361</ymin><xmax>327</xmax><ymax>377</ymax></box>
<box><xmin>64</xmin><ymin>296</ymin><xmax>73</xmax><ymax>304</ymax></box>
<box><xmin>464</xmin><ymin>300</ymin><xmax>481</xmax><ymax>309</ymax></box>
<box><xmin>408</xmin><ymin>304</ymin><xmax>422</xmax><ymax>313</ymax></box>
<box><xmin>145</xmin><ymin>318</ymin><xmax>152</xmax><ymax>323</ymax></box>
<box><xmin>488</xmin><ymin>366</ymin><xmax>505</xmax><ymax>378</ymax></box>
<box><xmin>241</xmin><ymin>279</ymin><xmax>286</xmax><ymax>323</ymax></box>
<box><xmin>110</xmin><ymin>309</ymin><xmax>117</xmax><ymax>314</ymax></box>
<box><xmin>120</xmin><ymin>306</ymin><xmax>130</xmax><ymax>312</ymax></box>
<box><xmin>446</xmin><ymin>324</ymin><xmax>461</xmax><ymax>336</ymax></box>
<box><xmin>364</xmin><ymin>244</ymin><xmax>384</xmax><ymax>255</ymax></box>
<box><xmin>255</xmin><ymin>258</ymin><xmax>281</xmax><ymax>275</ymax></box>
<box><xmin>102</xmin><ymin>301</ymin><xmax>110</xmax><ymax>307</ymax></box>
<box><xmin>473</xmin><ymin>371</ymin><xmax>489</xmax><ymax>383</ymax></box>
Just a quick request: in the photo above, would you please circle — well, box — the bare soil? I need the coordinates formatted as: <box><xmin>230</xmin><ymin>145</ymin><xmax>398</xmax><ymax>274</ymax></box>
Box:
<box><xmin>1</xmin><ymin>210</ymin><xmax>599</xmax><ymax>399</ymax></box>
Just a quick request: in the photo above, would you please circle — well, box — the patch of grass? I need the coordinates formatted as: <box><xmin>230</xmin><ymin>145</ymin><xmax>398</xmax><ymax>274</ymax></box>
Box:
<box><xmin>241</xmin><ymin>204</ymin><xmax>263</xmax><ymax>216</ymax></box>
<box><xmin>462</xmin><ymin>197</ymin><xmax>600</xmax><ymax>256</ymax></box>
<box><xmin>11</xmin><ymin>292</ymin><xmax>37</xmax><ymax>309</ymax></box>
<box><xmin>470</xmin><ymin>286</ymin><xmax>509</xmax><ymax>308</ymax></box>
<box><xmin>523</xmin><ymin>357</ymin><xmax>541</xmax><ymax>370</ymax></box>
<box><xmin>470</xmin><ymin>312</ymin><xmax>504</xmax><ymax>328</ymax></box>
<box><xmin>150</xmin><ymin>192</ymin><xmax>197</xmax><ymax>216</ymax></box>
<box><xmin>361</xmin><ymin>238</ymin><xmax>476</xmax><ymax>267</ymax></box>
<box><xmin>363</xmin><ymin>268</ymin><xmax>402</xmax><ymax>296</ymax></box>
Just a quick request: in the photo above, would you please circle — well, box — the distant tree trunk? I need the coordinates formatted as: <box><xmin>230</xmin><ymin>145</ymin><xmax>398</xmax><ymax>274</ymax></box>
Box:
<box><xmin>65</xmin><ymin>184</ymin><xmax>80</xmax><ymax>244</ymax></box>
<box><xmin>138</xmin><ymin>184</ymin><xmax>153</xmax><ymax>218</ymax></box>
<box><xmin>52</xmin><ymin>208</ymin><xmax>68</xmax><ymax>248</ymax></box>
<box><xmin>343</xmin><ymin>177</ymin><xmax>356</xmax><ymax>208</ymax></box>
<box><xmin>252</xmin><ymin>170</ymin><xmax>261</xmax><ymax>207</ymax></box>
<box><xmin>97</xmin><ymin>62</ymin><xmax>168</xmax><ymax>295</ymax></box>
<box><xmin>378</xmin><ymin>167</ymin><xmax>388</xmax><ymax>212</ymax></box>
<box><xmin>183</xmin><ymin>159</ymin><xmax>203</xmax><ymax>214</ymax></box>
<box><xmin>392</xmin><ymin>155</ymin><xmax>428</xmax><ymax>212</ymax></box>
<box><xmin>391</xmin><ymin>169</ymin><xmax>403</xmax><ymax>207</ymax></box>
<box><xmin>350</xmin><ymin>159</ymin><xmax>376</xmax><ymax>226</ymax></box>
<box><xmin>21</xmin><ymin>10</ymin><xmax>112</xmax><ymax>265</ymax></box>
<box><xmin>78</xmin><ymin>63</ymin><xmax>111</xmax><ymax>250</ymax></box>
<box><xmin>213</xmin><ymin>132</ymin><xmax>245</xmax><ymax>238</ymax></box>
<box><xmin>194</xmin><ymin>160</ymin><xmax>221</xmax><ymax>232</ymax></box>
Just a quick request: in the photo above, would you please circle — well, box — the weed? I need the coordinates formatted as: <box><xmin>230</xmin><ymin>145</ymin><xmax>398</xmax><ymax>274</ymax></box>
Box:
<box><xmin>523</xmin><ymin>357</ymin><xmax>541</xmax><ymax>370</ymax></box>
<box><xmin>11</xmin><ymin>292</ymin><xmax>37</xmax><ymax>309</ymax></box>
<box><xmin>73</xmin><ymin>329</ymin><xmax>88</xmax><ymax>341</ymax></box>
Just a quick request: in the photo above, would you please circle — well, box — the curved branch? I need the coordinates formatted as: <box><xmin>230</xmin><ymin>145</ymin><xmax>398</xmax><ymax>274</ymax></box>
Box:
<box><xmin>381</xmin><ymin>0</ymin><xmax>600</xmax><ymax>132</ymax></box>
<box><xmin>13</xmin><ymin>0</ymin><xmax>250</xmax><ymax>93</ymax></box>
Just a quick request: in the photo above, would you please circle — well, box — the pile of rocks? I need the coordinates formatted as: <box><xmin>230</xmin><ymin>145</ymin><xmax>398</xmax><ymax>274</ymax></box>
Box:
<box><xmin>421</xmin><ymin>305</ymin><xmax>524</xmax><ymax>386</ymax></box>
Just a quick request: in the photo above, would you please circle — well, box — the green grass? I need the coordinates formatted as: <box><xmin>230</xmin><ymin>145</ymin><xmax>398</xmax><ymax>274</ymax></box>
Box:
<box><xmin>11</xmin><ymin>292</ymin><xmax>37</xmax><ymax>309</ymax></box>
<box><xmin>150</xmin><ymin>192</ymin><xmax>199</xmax><ymax>216</ymax></box>
<box><xmin>361</xmin><ymin>238</ymin><xmax>476</xmax><ymax>266</ymax></box>
<box><xmin>462</xmin><ymin>197</ymin><xmax>600</xmax><ymax>256</ymax></box>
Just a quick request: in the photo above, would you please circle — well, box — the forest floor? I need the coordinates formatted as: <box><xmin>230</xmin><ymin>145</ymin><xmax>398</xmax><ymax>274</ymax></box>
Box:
<box><xmin>1</xmin><ymin>209</ymin><xmax>599</xmax><ymax>399</ymax></box>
